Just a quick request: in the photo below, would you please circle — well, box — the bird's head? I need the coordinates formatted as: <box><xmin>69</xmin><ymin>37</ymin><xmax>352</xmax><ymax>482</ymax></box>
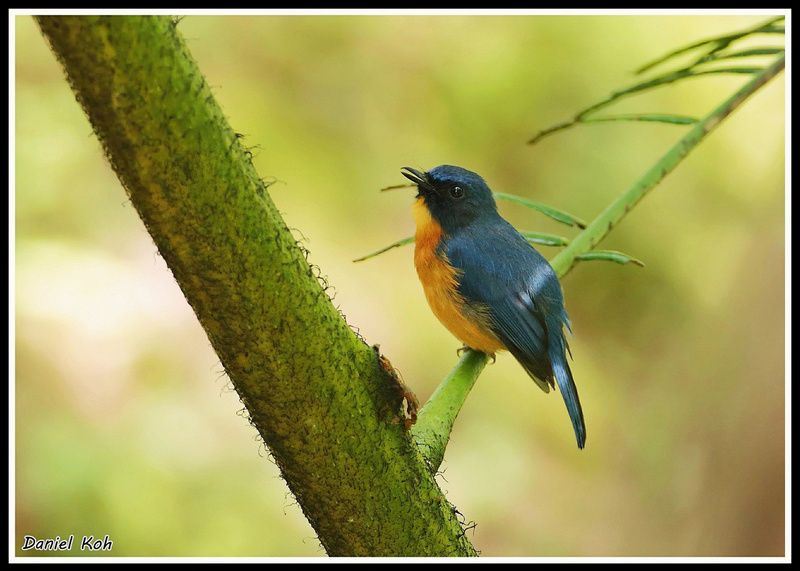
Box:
<box><xmin>400</xmin><ymin>165</ymin><xmax>498</xmax><ymax>233</ymax></box>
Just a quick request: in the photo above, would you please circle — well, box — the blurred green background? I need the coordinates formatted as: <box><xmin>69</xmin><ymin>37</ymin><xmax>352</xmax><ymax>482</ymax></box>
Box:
<box><xmin>14</xmin><ymin>14</ymin><xmax>785</xmax><ymax>557</ymax></box>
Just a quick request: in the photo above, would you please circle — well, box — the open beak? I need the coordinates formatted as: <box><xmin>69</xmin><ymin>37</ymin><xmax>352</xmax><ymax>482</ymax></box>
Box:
<box><xmin>400</xmin><ymin>167</ymin><xmax>435</xmax><ymax>192</ymax></box>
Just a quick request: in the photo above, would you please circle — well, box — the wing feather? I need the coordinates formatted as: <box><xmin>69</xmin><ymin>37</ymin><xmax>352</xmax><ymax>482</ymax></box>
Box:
<box><xmin>445</xmin><ymin>219</ymin><xmax>586</xmax><ymax>448</ymax></box>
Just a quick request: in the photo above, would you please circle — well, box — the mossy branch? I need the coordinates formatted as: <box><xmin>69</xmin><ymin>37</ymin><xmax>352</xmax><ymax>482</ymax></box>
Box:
<box><xmin>35</xmin><ymin>15</ymin><xmax>476</xmax><ymax>557</ymax></box>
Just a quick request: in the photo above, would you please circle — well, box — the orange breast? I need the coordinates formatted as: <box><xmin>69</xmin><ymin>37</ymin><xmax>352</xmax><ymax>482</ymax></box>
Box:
<box><xmin>413</xmin><ymin>197</ymin><xmax>505</xmax><ymax>354</ymax></box>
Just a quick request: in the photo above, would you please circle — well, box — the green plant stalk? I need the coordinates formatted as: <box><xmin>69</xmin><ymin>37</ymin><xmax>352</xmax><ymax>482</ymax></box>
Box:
<box><xmin>551</xmin><ymin>54</ymin><xmax>784</xmax><ymax>277</ymax></box>
<box><xmin>411</xmin><ymin>350</ymin><xmax>491</xmax><ymax>470</ymax></box>
<box><xmin>413</xmin><ymin>54</ymin><xmax>784</xmax><ymax>468</ymax></box>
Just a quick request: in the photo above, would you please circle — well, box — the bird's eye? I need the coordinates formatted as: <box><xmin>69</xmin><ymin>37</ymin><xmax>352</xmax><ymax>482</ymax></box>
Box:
<box><xmin>449</xmin><ymin>185</ymin><xmax>464</xmax><ymax>199</ymax></box>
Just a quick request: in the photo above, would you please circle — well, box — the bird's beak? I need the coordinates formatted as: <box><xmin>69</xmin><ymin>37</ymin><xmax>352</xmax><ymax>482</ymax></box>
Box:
<box><xmin>400</xmin><ymin>167</ymin><xmax>435</xmax><ymax>192</ymax></box>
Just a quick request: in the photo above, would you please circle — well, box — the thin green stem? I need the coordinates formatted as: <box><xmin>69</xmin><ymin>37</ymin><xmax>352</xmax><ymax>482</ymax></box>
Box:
<box><xmin>551</xmin><ymin>54</ymin><xmax>784</xmax><ymax>277</ymax></box>
<box><xmin>634</xmin><ymin>15</ymin><xmax>784</xmax><ymax>75</ymax></box>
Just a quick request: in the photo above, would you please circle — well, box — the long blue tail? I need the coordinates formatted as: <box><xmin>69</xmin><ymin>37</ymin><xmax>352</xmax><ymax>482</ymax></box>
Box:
<box><xmin>549</xmin><ymin>322</ymin><xmax>586</xmax><ymax>449</ymax></box>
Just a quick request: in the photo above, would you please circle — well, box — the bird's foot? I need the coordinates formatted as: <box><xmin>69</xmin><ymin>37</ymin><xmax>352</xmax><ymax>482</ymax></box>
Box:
<box><xmin>456</xmin><ymin>345</ymin><xmax>496</xmax><ymax>364</ymax></box>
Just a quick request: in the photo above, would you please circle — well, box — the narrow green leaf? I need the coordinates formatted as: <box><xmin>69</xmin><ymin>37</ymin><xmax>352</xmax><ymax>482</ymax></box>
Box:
<box><xmin>519</xmin><ymin>230</ymin><xmax>571</xmax><ymax>247</ymax></box>
<box><xmin>353</xmin><ymin>236</ymin><xmax>414</xmax><ymax>262</ymax></box>
<box><xmin>608</xmin><ymin>67</ymin><xmax>762</xmax><ymax>102</ymax></box>
<box><xmin>381</xmin><ymin>182</ymin><xmax>415</xmax><ymax>192</ymax></box>
<box><xmin>528</xmin><ymin>114</ymin><xmax>696</xmax><ymax>145</ymax></box>
<box><xmin>574</xmin><ymin>66</ymin><xmax>765</xmax><ymax>122</ymax></box>
<box><xmin>581</xmin><ymin>113</ymin><xmax>699</xmax><ymax>125</ymax></box>
<box><xmin>528</xmin><ymin>119</ymin><xmax>577</xmax><ymax>145</ymax></box>
<box><xmin>692</xmin><ymin>47</ymin><xmax>784</xmax><ymax>67</ymax></box>
<box><xmin>635</xmin><ymin>15</ymin><xmax>784</xmax><ymax>74</ymax></box>
<box><xmin>575</xmin><ymin>250</ymin><xmax>645</xmax><ymax>267</ymax></box>
<box><xmin>354</xmin><ymin>230</ymin><xmax>572</xmax><ymax>262</ymax></box>
<box><xmin>493</xmin><ymin>192</ymin><xmax>587</xmax><ymax>229</ymax></box>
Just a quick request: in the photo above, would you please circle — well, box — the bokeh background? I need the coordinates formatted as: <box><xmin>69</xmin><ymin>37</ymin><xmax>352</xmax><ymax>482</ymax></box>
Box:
<box><xmin>14</xmin><ymin>13</ymin><xmax>786</xmax><ymax>558</ymax></box>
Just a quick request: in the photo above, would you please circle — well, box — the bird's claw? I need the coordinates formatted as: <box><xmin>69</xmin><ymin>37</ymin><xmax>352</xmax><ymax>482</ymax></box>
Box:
<box><xmin>456</xmin><ymin>345</ymin><xmax>496</xmax><ymax>364</ymax></box>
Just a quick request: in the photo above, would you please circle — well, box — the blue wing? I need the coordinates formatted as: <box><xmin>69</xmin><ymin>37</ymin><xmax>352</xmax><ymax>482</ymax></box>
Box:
<box><xmin>445</xmin><ymin>218</ymin><xmax>587</xmax><ymax>449</ymax></box>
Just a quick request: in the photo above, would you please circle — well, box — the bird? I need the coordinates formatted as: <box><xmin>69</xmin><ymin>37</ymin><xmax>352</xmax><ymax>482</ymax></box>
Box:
<box><xmin>400</xmin><ymin>165</ymin><xmax>586</xmax><ymax>449</ymax></box>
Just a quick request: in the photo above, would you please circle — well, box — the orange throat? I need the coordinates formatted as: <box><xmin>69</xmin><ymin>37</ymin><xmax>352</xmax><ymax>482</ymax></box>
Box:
<box><xmin>413</xmin><ymin>197</ymin><xmax>504</xmax><ymax>354</ymax></box>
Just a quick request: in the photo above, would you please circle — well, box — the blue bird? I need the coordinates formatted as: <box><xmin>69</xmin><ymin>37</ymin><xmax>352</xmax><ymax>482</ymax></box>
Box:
<box><xmin>401</xmin><ymin>165</ymin><xmax>586</xmax><ymax>449</ymax></box>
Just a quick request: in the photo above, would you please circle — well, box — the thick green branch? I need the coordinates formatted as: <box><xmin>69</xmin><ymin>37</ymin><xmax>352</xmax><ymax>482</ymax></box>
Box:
<box><xmin>411</xmin><ymin>350</ymin><xmax>491</xmax><ymax>471</ymax></box>
<box><xmin>36</xmin><ymin>15</ymin><xmax>475</xmax><ymax>557</ymax></box>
